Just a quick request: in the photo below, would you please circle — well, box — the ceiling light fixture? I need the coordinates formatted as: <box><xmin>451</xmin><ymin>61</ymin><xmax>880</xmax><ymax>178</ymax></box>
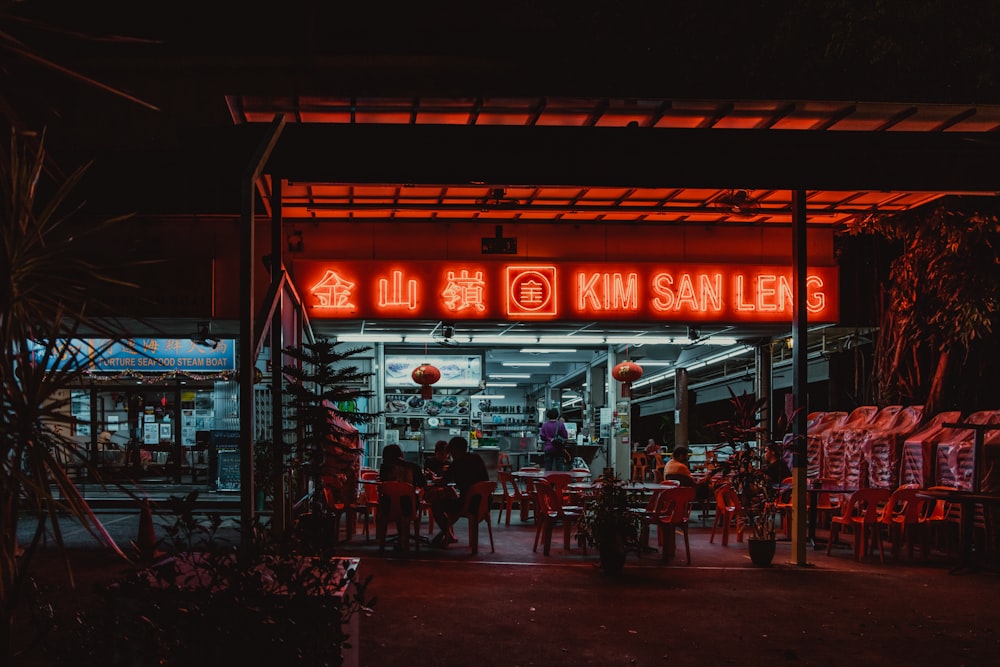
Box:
<box><xmin>337</xmin><ymin>334</ymin><xmax>404</xmax><ymax>343</ymax></box>
<box><xmin>485</xmin><ymin>382</ymin><xmax>518</xmax><ymax>387</ymax></box>
<box><xmin>489</xmin><ymin>373</ymin><xmax>531</xmax><ymax>379</ymax></box>
<box><xmin>501</xmin><ymin>361</ymin><xmax>551</xmax><ymax>367</ymax></box>
<box><xmin>519</xmin><ymin>348</ymin><xmax>577</xmax><ymax>354</ymax></box>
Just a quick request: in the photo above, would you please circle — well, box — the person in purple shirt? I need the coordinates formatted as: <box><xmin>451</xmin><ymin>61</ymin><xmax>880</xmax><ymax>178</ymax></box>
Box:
<box><xmin>539</xmin><ymin>408</ymin><xmax>570</xmax><ymax>471</ymax></box>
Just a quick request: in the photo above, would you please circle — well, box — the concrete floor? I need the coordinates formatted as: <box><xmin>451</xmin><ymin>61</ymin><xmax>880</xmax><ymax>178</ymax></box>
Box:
<box><xmin>17</xmin><ymin>501</ymin><xmax>1000</xmax><ymax>666</ymax></box>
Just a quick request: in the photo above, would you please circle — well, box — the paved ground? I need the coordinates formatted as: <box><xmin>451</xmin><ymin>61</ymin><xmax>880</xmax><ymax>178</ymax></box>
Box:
<box><xmin>14</xmin><ymin>502</ymin><xmax>1000</xmax><ymax>666</ymax></box>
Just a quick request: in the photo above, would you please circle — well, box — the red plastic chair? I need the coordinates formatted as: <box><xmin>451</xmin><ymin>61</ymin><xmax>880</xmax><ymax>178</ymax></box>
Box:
<box><xmin>497</xmin><ymin>470</ymin><xmax>534</xmax><ymax>525</ymax></box>
<box><xmin>376</xmin><ymin>481</ymin><xmax>421</xmax><ymax>554</ymax></box>
<box><xmin>878</xmin><ymin>484</ymin><xmax>923</xmax><ymax>560</ymax></box>
<box><xmin>459</xmin><ymin>480</ymin><xmax>497</xmax><ymax>554</ymax></box>
<box><xmin>656</xmin><ymin>485</ymin><xmax>696</xmax><ymax>564</ymax></box>
<box><xmin>827</xmin><ymin>487</ymin><xmax>891</xmax><ymax>562</ymax></box>
<box><xmin>709</xmin><ymin>483</ymin><xmax>744</xmax><ymax>546</ymax></box>
<box><xmin>532</xmin><ymin>479</ymin><xmax>585</xmax><ymax>555</ymax></box>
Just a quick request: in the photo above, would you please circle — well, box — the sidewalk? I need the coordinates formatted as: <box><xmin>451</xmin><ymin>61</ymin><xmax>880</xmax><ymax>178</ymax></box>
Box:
<box><xmin>18</xmin><ymin>505</ymin><xmax>1000</xmax><ymax>666</ymax></box>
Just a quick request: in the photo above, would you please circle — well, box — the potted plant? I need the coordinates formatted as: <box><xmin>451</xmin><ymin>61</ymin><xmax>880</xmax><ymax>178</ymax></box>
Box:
<box><xmin>281</xmin><ymin>338</ymin><xmax>380</xmax><ymax>546</ymax></box>
<box><xmin>579</xmin><ymin>469</ymin><xmax>642</xmax><ymax>575</ymax></box>
<box><xmin>706</xmin><ymin>390</ymin><xmax>781</xmax><ymax>566</ymax></box>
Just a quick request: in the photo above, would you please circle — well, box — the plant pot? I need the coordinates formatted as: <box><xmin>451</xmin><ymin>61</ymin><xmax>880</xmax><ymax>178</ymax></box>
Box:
<box><xmin>598</xmin><ymin>525</ymin><xmax>628</xmax><ymax>575</ymax></box>
<box><xmin>747</xmin><ymin>538</ymin><xmax>776</xmax><ymax>567</ymax></box>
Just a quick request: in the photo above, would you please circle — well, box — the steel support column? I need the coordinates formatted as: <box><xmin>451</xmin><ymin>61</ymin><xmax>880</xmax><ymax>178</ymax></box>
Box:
<box><xmin>790</xmin><ymin>189</ymin><xmax>810</xmax><ymax>565</ymax></box>
<box><xmin>240</xmin><ymin>115</ymin><xmax>285</xmax><ymax>550</ymax></box>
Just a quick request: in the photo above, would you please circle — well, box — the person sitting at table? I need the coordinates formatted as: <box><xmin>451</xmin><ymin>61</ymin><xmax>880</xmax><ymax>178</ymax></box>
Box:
<box><xmin>424</xmin><ymin>439</ymin><xmax>449</xmax><ymax>479</ymax></box>
<box><xmin>763</xmin><ymin>442</ymin><xmax>792</xmax><ymax>487</ymax></box>
<box><xmin>644</xmin><ymin>438</ymin><xmax>661</xmax><ymax>456</ymax></box>
<box><xmin>663</xmin><ymin>445</ymin><xmax>717</xmax><ymax>502</ymax></box>
<box><xmin>379</xmin><ymin>444</ymin><xmax>426</xmax><ymax>488</ymax></box>
<box><xmin>429</xmin><ymin>436</ymin><xmax>489</xmax><ymax>547</ymax></box>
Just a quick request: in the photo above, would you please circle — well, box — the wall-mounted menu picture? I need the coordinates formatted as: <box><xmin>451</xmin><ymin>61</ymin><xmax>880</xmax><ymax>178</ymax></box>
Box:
<box><xmin>384</xmin><ymin>354</ymin><xmax>483</xmax><ymax>388</ymax></box>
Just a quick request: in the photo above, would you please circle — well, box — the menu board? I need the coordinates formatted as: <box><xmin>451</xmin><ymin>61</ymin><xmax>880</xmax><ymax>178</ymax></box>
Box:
<box><xmin>384</xmin><ymin>393</ymin><xmax>471</xmax><ymax>417</ymax></box>
<box><xmin>216</xmin><ymin>450</ymin><xmax>241</xmax><ymax>492</ymax></box>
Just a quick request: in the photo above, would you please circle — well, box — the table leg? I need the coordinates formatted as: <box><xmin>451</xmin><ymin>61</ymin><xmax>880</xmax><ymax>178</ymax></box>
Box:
<box><xmin>808</xmin><ymin>491</ymin><xmax>819</xmax><ymax>549</ymax></box>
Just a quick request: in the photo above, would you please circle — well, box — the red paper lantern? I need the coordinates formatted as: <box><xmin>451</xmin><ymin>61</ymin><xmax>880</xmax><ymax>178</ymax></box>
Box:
<box><xmin>612</xmin><ymin>361</ymin><xmax>644</xmax><ymax>398</ymax></box>
<box><xmin>411</xmin><ymin>363</ymin><xmax>441</xmax><ymax>400</ymax></box>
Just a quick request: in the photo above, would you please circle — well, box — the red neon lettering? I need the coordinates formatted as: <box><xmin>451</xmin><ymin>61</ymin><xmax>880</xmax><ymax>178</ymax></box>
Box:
<box><xmin>777</xmin><ymin>275</ymin><xmax>794</xmax><ymax>311</ymax></box>
<box><xmin>675</xmin><ymin>273</ymin><xmax>700</xmax><ymax>310</ymax></box>
<box><xmin>311</xmin><ymin>270</ymin><xmax>356</xmax><ymax>310</ymax></box>
<box><xmin>613</xmin><ymin>273</ymin><xmax>638</xmax><ymax>310</ymax></box>
<box><xmin>506</xmin><ymin>266</ymin><xmax>557</xmax><ymax>316</ymax></box>
<box><xmin>650</xmin><ymin>273</ymin><xmax>675</xmax><ymax>311</ymax></box>
<box><xmin>735</xmin><ymin>275</ymin><xmax>754</xmax><ymax>311</ymax></box>
<box><xmin>577</xmin><ymin>272</ymin><xmax>601</xmax><ymax>310</ymax></box>
<box><xmin>756</xmin><ymin>274</ymin><xmax>778</xmax><ymax>311</ymax></box>
<box><xmin>806</xmin><ymin>276</ymin><xmax>826</xmax><ymax>313</ymax></box>
<box><xmin>700</xmin><ymin>273</ymin><xmax>722</xmax><ymax>311</ymax></box>
<box><xmin>441</xmin><ymin>269</ymin><xmax>486</xmax><ymax>312</ymax></box>
<box><xmin>575</xmin><ymin>272</ymin><xmax>638</xmax><ymax>311</ymax></box>
<box><xmin>377</xmin><ymin>270</ymin><xmax>418</xmax><ymax>310</ymax></box>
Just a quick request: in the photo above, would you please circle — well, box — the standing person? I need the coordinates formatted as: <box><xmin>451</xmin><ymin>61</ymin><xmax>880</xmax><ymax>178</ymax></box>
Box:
<box><xmin>430</xmin><ymin>436</ymin><xmax>488</xmax><ymax>546</ymax></box>
<box><xmin>539</xmin><ymin>408</ymin><xmax>570</xmax><ymax>471</ymax></box>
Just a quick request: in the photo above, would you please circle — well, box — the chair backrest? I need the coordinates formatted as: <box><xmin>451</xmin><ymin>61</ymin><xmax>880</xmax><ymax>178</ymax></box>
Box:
<box><xmin>808</xmin><ymin>411</ymin><xmax>849</xmax><ymax>435</ymax></box>
<box><xmin>545</xmin><ymin>472</ymin><xmax>574</xmax><ymax>496</ymax></box>
<box><xmin>903</xmin><ymin>410</ymin><xmax>963</xmax><ymax>445</ymax></box>
<box><xmin>663</xmin><ymin>473</ymin><xmax>695</xmax><ymax>487</ymax></box>
<box><xmin>632</xmin><ymin>452</ymin><xmax>649</xmax><ymax>468</ymax></box>
<box><xmin>714</xmin><ymin>483</ymin><xmax>741</xmax><ymax>513</ymax></box>
<box><xmin>379</xmin><ymin>481</ymin><xmax>419</xmax><ymax>520</ymax></box>
<box><xmin>497</xmin><ymin>470</ymin><xmax>519</xmax><ymax>499</ymax></box>
<box><xmin>844</xmin><ymin>405</ymin><xmax>880</xmax><ymax>428</ymax></box>
<box><xmin>658</xmin><ymin>486</ymin><xmax>696</xmax><ymax>524</ymax></box>
<box><xmin>923</xmin><ymin>485</ymin><xmax>959</xmax><ymax>522</ymax></box>
<box><xmin>498</xmin><ymin>451</ymin><xmax>511</xmax><ymax>470</ymax></box>
<box><xmin>841</xmin><ymin>488</ymin><xmax>890</xmax><ymax>521</ymax></box>
<box><xmin>461</xmin><ymin>480</ymin><xmax>497</xmax><ymax>522</ymax></box>
<box><xmin>532</xmin><ymin>479</ymin><xmax>558</xmax><ymax>515</ymax></box>
<box><xmin>880</xmin><ymin>485</ymin><xmax>921</xmax><ymax>524</ymax></box>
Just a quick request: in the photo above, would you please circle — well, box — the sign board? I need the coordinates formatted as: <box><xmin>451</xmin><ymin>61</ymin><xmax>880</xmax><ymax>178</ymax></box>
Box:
<box><xmin>216</xmin><ymin>450</ymin><xmax>241</xmax><ymax>492</ymax></box>
<box><xmin>28</xmin><ymin>338</ymin><xmax>237</xmax><ymax>373</ymax></box>
<box><xmin>294</xmin><ymin>260</ymin><xmax>839</xmax><ymax>324</ymax></box>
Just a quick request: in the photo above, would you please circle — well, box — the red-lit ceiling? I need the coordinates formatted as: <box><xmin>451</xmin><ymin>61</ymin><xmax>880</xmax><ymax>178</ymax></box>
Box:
<box><xmin>230</xmin><ymin>96</ymin><xmax>1000</xmax><ymax>226</ymax></box>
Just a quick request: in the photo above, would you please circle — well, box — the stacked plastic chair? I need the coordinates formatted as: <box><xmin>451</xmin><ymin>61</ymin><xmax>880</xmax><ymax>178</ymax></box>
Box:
<box><xmin>841</xmin><ymin>405</ymin><xmax>904</xmax><ymax>489</ymax></box>
<box><xmin>782</xmin><ymin>411</ymin><xmax>847</xmax><ymax>479</ymax></box>
<box><xmin>934</xmin><ymin>410</ymin><xmax>1000</xmax><ymax>490</ymax></box>
<box><xmin>898</xmin><ymin>411</ymin><xmax>963</xmax><ymax>487</ymax></box>
<box><xmin>857</xmin><ymin>405</ymin><xmax>925</xmax><ymax>489</ymax></box>
<box><xmin>820</xmin><ymin>406</ymin><xmax>879</xmax><ymax>486</ymax></box>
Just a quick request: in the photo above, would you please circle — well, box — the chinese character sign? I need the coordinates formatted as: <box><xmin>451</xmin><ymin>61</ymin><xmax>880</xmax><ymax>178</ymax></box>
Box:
<box><xmin>294</xmin><ymin>260</ymin><xmax>839</xmax><ymax>323</ymax></box>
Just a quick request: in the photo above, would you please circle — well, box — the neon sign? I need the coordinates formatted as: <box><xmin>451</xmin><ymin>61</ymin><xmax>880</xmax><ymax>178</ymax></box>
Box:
<box><xmin>294</xmin><ymin>260</ymin><xmax>839</xmax><ymax>323</ymax></box>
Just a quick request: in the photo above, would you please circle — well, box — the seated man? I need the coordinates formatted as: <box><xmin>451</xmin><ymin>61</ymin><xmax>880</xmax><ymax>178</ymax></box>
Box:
<box><xmin>429</xmin><ymin>436</ymin><xmax>488</xmax><ymax>546</ymax></box>
<box><xmin>379</xmin><ymin>444</ymin><xmax>426</xmax><ymax>488</ymax></box>
<box><xmin>663</xmin><ymin>445</ymin><xmax>717</xmax><ymax>502</ymax></box>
